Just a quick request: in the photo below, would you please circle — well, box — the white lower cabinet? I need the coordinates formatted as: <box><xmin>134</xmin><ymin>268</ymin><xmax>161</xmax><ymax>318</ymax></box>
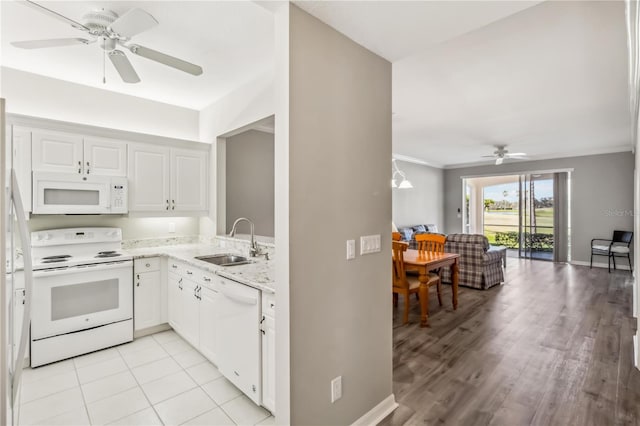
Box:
<box><xmin>134</xmin><ymin>258</ymin><xmax>162</xmax><ymax>331</ymax></box>
<box><xmin>164</xmin><ymin>260</ymin><xmax>273</xmax><ymax>413</ymax></box>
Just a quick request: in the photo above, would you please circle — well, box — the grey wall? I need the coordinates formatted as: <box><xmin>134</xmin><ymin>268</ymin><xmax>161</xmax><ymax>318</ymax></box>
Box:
<box><xmin>392</xmin><ymin>160</ymin><xmax>444</xmax><ymax>229</ymax></box>
<box><xmin>288</xmin><ymin>5</ymin><xmax>393</xmax><ymax>424</ymax></box>
<box><xmin>444</xmin><ymin>152</ymin><xmax>634</xmax><ymax>263</ymax></box>
<box><xmin>225</xmin><ymin>129</ymin><xmax>274</xmax><ymax>237</ymax></box>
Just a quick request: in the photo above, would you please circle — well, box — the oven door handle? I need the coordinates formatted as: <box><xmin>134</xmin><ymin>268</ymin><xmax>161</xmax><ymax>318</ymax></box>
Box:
<box><xmin>11</xmin><ymin>169</ymin><xmax>33</xmax><ymax>404</ymax></box>
<box><xmin>33</xmin><ymin>261</ymin><xmax>132</xmax><ymax>278</ymax></box>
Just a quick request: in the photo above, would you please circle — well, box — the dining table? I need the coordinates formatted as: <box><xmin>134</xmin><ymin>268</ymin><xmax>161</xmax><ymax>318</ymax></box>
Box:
<box><xmin>403</xmin><ymin>249</ymin><xmax>460</xmax><ymax>327</ymax></box>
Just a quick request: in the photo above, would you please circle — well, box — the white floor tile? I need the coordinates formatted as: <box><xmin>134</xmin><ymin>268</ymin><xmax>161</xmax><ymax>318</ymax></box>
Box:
<box><xmin>182</xmin><ymin>407</ymin><xmax>235</xmax><ymax>426</ymax></box>
<box><xmin>20</xmin><ymin>370</ymin><xmax>79</xmax><ymax>403</ymax></box>
<box><xmin>117</xmin><ymin>336</ymin><xmax>160</xmax><ymax>355</ymax></box>
<box><xmin>173</xmin><ymin>349</ymin><xmax>206</xmax><ymax>369</ymax></box>
<box><xmin>185</xmin><ymin>361</ymin><xmax>222</xmax><ymax>385</ymax></box>
<box><xmin>221</xmin><ymin>395</ymin><xmax>270</xmax><ymax>426</ymax></box>
<box><xmin>256</xmin><ymin>416</ymin><xmax>276</xmax><ymax>425</ymax></box>
<box><xmin>76</xmin><ymin>357</ymin><xmax>129</xmax><ymax>385</ymax></box>
<box><xmin>73</xmin><ymin>347</ymin><xmax>121</xmax><ymax>369</ymax></box>
<box><xmin>141</xmin><ymin>370</ymin><xmax>198</xmax><ymax>404</ymax></box>
<box><xmin>30</xmin><ymin>406</ymin><xmax>90</xmax><ymax>426</ymax></box>
<box><xmin>122</xmin><ymin>345</ymin><xmax>169</xmax><ymax>368</ymax></box>
<box><xmin>86</xmin><ymin>387</ymin><xmax>150</xmax><ymax>425</ymax></box>
<box><xmin>81</xmin><ymin>371</ymin><xmax>138</xmax><ymax>403</ymax></box>
<box><xmin>202</xmin><ymin>377</ymin><xmax>242</xmax><ymax>405</ymax></box>
<box><xmin>131</xmin><ymin>356</ymin><xmax>183</xmax><ymax>384</ymax></box>
<box><xmin>152</xmin><ymin>330</ymin><xmax>181</xmax><ymax>345</ymax></box>
<box><xmin>107</xmin><ymin>407</ymin><xmax>163</xmax><ymax>426</ymax></box>
<box><xmin>161</xmin><ymin>338</ymin><xmax>193</xmax><ymax>355</ymax></box>
<box><xmin>22</xmin><ymin>359</ymin><xmax>75</xmax><ymax>384</ymax></box>
<box><xmin>19</xmin><ymin>387</ymin><xmax>85</xmax><ymax>425</ymax></box>
<box><xmin>153</xmin><ymin>387</ymin><xmax>216</xmax><ymax>426</ymax></box>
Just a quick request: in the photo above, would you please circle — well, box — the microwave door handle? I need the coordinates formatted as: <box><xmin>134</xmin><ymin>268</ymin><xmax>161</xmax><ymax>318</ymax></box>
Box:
<box><xmin>11</xmin><ymin>169</ymin><xmax>33</xmax><ymax>404</ymax></box>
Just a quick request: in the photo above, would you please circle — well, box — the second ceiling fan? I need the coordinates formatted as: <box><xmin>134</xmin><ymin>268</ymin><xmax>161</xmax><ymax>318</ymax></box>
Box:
<box><xmin>11</xmin><ymin>0</ymin><xmax>204</xmax><ymax>84</ymax></box>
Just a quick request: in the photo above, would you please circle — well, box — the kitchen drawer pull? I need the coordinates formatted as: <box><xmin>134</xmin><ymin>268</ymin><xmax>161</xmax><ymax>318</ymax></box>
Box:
<box><xmin>186</xmin><ymin>270</ymin><xmax>193</xmax><ymax>275</ymax></box>
<box><xmin>203</xmin><ymin>276</ymin><xmax>211</xmax><ymax>282</ymax></box>
<box><xmin>145</xmin><ymin>263</ymin><xmax>150</xmax><ymax>268</ymax></box>
<box><xmin>172</xmin><ymin>264</ymin><xmax>177</xmax><ymax>269</ymax></box>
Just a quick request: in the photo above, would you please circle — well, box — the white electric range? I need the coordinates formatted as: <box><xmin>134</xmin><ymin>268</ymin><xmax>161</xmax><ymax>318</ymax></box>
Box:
<box><xmin>30</xmin><ymin>227</ymin><xmax>133</xmax><ymax>367</ymax></box>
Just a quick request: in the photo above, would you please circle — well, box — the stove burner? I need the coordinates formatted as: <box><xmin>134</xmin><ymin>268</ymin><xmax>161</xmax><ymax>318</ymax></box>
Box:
<box><xmin>98</xmin><ymin>251</ymin><xmax>116</xmax><ymax>255</ymax></box>
<box><xmin>41</xmin><ymin>258</ymin><xmax>69</xmax><ymax>264</ymax></box>
<box><xmin>95</xmin><ymin>253</ymin><xmax>122</xmax><ymax>258</ymax></box>
<box><xmin>42</xmin><ymin>255</ymin><xmax>71</xmax><ymax>260</ymax></box>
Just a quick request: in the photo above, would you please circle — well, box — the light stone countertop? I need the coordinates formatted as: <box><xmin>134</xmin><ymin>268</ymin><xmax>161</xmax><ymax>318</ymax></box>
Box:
<box><xmin>124</xmin><ymin>243</ymin><xmax>276</xmax><ymax>294</ymax></box>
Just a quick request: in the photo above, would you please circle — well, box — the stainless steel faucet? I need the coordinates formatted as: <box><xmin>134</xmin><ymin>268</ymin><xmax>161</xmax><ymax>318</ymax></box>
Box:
<box><xmin>229</xmin><ymin>217</ymin><xmax>260</xmax><ymax>257</ymax></box>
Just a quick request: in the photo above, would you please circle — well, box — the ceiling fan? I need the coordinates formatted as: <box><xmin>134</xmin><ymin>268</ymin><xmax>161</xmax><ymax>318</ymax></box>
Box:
<box><xmin>10</xmin><ymin>0</ymin><xmax>203</xmax><ymax>84</ymax></box>
<box><xmin>482</xmin><ymin>145</ymin><xmax>527</xmax><ymax>165</ymax></box>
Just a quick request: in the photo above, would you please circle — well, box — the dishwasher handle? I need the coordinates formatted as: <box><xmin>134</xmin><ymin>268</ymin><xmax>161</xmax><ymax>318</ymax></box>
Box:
<box><xmin>220</xmin><ymin>285</ymin><xmax>258</xmax><ymax>305</ymax></box>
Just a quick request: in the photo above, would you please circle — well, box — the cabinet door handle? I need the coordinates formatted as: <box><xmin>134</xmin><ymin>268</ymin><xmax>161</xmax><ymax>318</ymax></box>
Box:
<box><xmin>136</xmin><ymin>274</ymin><xmax>140</xmax><ymax>279</ymax></box>
<box><xmin>78</xmin><ymin>161</ymin><xmax>82</xmax><ymax>174</ymax></box>
<box><xmin>172</xmin><ymin>264</ymin><xmax>177</xmax><ymax>269</ymax></box>
<box><xmin>145</xmin><ymin>263</ymin><xmax>150</xmax><ymax>268</ymax></box>
<box><xmin>136</xmin><ymin>282</ymin><xmax>140</xmax><ymax>287</ymax></box>
<box><xmin>172</xmin><ymin>200</ymin><xmax>175</xmax><ymax>210</ymax></box>
<box><xmin>166</xmin><ymin>200</ymin><xmax>169</xmax><ymax>210</ymax></box>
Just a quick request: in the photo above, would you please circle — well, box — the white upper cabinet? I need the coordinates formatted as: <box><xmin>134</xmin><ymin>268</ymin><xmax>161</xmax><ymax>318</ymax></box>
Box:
<box><xmin>32</xmin><ymin>130</ymin><xmax>127</xmax><ymax>176</ymax></box>
<box><xmin>32</xmin><ymin>129</ymin><xmax>83</xmax><ymax>174</ymax></box>
<box><xmin>84</xmin><ymin>137</ymin><xmax>128</xmax><ymax>176</ymax></box>
<box><xmin>128</xmin><ymin>144</ymin><xmax>171</xmax><ymax>211</ymax></box>
<box><xmin>10</xmin><ymin>126</ymin><xmax>33</xmax><ymax>214</ymax></box>
<box><xmin>171</xmin><ymin>149</ymin><xmax>208</xmax><ymax>212</ymax></box>
<box><xmin>129</xmin><ymin>143</ymin><xmax>208</xmax><ymax>214</ymax></box>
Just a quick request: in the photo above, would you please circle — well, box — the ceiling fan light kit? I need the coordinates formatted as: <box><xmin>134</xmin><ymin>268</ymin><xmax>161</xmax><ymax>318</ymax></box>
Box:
<box><xmin>12</xmin><ymin>0</ymin><xmax>204</xmax><ymax>84</ymax></box>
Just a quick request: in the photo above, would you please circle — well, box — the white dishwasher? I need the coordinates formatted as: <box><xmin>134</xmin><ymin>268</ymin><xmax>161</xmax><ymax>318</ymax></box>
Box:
<box><xmin>215</xmin><ymin>275</ymin><xmax>262</xmax><ymax>405</ymax></box>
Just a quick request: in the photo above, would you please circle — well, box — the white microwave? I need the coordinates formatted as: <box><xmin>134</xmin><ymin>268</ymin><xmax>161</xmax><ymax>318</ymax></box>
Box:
<box><xmin>32</xmin><ymin>172</ymin><xmax>128</xmax><ymax>214</ymax></box>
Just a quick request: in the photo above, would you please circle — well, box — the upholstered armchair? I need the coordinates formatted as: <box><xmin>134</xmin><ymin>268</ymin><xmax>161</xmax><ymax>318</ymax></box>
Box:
<box><xmin>441</xmin><ymin>234</ymin><xmax>504</xmax><ymax>290</ymax></box>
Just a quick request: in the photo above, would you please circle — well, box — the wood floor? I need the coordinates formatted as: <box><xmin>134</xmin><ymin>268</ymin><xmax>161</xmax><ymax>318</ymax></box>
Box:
<box><xmin>381</xmin><ymin>259</ymin><xmax>640</xmax><ymax>426</ymax></box>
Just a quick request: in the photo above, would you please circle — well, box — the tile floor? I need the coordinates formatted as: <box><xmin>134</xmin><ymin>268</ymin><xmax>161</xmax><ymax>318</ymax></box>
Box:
<box><xmin>18</xmin><ymin>330</ymin><xmax>274</xmax><ymax>426</ymax></box>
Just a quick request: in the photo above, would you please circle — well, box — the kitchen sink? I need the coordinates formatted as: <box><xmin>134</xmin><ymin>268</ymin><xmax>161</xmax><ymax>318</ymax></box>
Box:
<box><xmin>195</xmin><ymin>254</ymin><xmax>251</xmax><ymax>266</ymax></box>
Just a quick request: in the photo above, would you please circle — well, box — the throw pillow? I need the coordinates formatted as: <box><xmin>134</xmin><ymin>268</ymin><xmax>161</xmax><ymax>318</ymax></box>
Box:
<box><xmin>398</xmin><ymin>228</ymin><xmax>414</xmax><ymax>241</ymax></box>
<box><xmin>412</xmin><ymin>225</ymin><xmax>427</xmax><ymax>233</ymax></box>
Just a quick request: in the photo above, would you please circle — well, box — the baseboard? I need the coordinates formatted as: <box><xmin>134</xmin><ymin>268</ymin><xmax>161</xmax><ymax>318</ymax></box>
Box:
<box><xmin>351</xmin><ymin>394</ymin><xmax>398</xmax><ymax>426</ymax></box>
<box><xmin>134</xmin><ymin>323</ymin><xmax>171</xmax><ymax>339</ymax></box>
<box><xmin>570</xmin><ymin>260</ymin><xmax>632</xmax><ymax>271</ymax></box>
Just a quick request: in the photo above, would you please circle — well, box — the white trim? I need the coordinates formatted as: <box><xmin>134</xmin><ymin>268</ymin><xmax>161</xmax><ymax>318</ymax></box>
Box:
<box><xmin>445</xmin><ymin>145</ymin><xmax>633</xmax><ymax>169</ymax></box>
<box><xmin>460</xmin><ymin>168</ymin><xmax>574</xmax><ymax>180</ymax></box>
<box><xmin>634</xmin><ymin>334</ymin><xmax>639</xmax><ymax>370</ymax></box>
<box><xmin>392</xmin><ymin>153</ymin><xmax>443</xmax><ymax>169</ymax></box>
<box><xmin>351</xmin><ymin>394</ymin><xmax>398</xmax><ymax>426</ymax></box>
<box><xmin>570</xmin><ymin>260</ymin><xmax>632</xmax><ymax>271</ymax></box>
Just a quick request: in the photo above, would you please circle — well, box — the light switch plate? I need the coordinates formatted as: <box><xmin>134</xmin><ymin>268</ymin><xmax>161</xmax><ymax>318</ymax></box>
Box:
<box><xmin>360</xmin><ymin>234</ymin><xmax>381</xmax><ymax>255</ymax></box>
<box><xmin>346</xmin><ymin>240</ymin><xmax>355</xmax><ymax>260</ymax></box>
<box><xmin>331</xmin><ymin>376</ymin><xmax>342</xmax><ymax>403</ymax></box>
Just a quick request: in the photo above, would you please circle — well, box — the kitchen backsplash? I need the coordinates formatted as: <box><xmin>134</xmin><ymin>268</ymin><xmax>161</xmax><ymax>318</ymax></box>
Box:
<box><xmin>122</xmin><ymin>235</ymin><xmax>200</xmax><ymax>249</ymax></box>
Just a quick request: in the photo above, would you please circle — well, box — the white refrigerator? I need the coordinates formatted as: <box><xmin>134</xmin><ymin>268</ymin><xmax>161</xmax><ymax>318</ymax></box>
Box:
<box><xmin>1</xmin><ymin>98</ymin><xmax>34</xmax><ymax>426</ymax></box>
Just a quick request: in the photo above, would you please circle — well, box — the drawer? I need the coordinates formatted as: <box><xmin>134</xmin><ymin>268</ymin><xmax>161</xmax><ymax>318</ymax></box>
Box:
<box><xmin>197</xmin><ymin>271</ymin><xmax>216</xmax><ymax>289</ymax></box>
<box><xmin>134</xmin><ymin>257</ymin><xmax>160</xmax><ymax>272</ymax></box>
<box><xmin>262</xmin><ymin>292</ymin><xmax>275</xmax><ymax>317</ymax></box>
<box><xmin>167</xmin><ymin>259</ymin><xmax>186</xmax><ymax>275</ymax></box>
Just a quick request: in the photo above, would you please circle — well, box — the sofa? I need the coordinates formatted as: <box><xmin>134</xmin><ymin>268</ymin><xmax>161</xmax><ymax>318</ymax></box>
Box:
<box><xmin>441</xmin><ymin>234</ymin><xmax>504</xmax><ymax>290</ymax></box>
<box><xmin>397</xmin><ymin>224</ymin><xmax>440</xmax><ymax>249</ymax></box>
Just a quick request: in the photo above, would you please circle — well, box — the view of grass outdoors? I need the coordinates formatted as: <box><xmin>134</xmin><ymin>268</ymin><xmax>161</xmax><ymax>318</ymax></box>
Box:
<box><xmin>483</xmin><ymin>178</ymin><xmax>554</xmax><ymax>256</ymax></box>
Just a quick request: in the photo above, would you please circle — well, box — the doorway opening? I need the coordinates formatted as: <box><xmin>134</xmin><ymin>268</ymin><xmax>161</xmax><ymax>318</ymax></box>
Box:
<box><xmin>462</xmin><ymin>172</ymin><xmax>570</xmax><ymax>262</ymax></box>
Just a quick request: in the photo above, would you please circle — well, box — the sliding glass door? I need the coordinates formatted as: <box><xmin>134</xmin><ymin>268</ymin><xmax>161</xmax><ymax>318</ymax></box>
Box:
<box><xmin>518</xmin><ymin>174</ymin><xmax>554</xmax><ymax>260</ymax></box>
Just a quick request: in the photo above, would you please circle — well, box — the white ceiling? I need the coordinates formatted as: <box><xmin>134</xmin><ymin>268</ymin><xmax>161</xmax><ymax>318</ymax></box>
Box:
<box><xmin>1</xmin><ymin>1</ymin><xmax>632</xmax><ymax>168</ymax></box>
<box><xmin>1</xmin><ymin>0</ymin><xmax>275</xmax><ymax>110</ymax></box>
<box><xmin>298</xmin><ymin>0</ymin><xmax>632</xmax><ymax>168</ymax></box>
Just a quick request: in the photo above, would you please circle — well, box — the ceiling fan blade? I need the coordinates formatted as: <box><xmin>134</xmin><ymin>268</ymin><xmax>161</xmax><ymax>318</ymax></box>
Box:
<box><xmin>21</xmin><ymin>0</ymin><xmax>89</xmax><ymax>31</ymax></box>
<box><xmin>128</xmin><ymin>44</ymin><xmax>203</xmax><ymax>76</ymax></box>
<box><xmin>11</xmin><ymin>38</ymin><xmax>92</xmax><ymax>49</ymax></box>
<box><xmin>109</xmin><ymin>8</ymin><xmax>158</xmax><ymax>38</ymax></box>
<box><xmin>109</xmin><ymin>50</ymin><xmax>141</xmax><ymax>84</ymax></box>
<box><xmin>505</xmin><ymin>153</ymin><xmax>527</xmax><ymax>157</ymax></box>
<box><xmin>495</xmin><ymin>157</ymin><xmax>504</xmax><ymax>165</ymax></box>
<box><xmin>481</xmin><ymin>155</ymin><xmax>496</xmax><ymax>158</ymax></box>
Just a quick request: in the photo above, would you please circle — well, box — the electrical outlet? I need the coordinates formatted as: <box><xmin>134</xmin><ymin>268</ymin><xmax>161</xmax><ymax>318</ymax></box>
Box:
<box><xmin>168</xmin><ymin>222</ymin><xmax>176</xmax><ymax>233</ymax></box>
<box><xmin>331</xmin><ymin>376</ymin><xmax>342</xmax><ymax>403</ymax></box>
<box><xmin>346</xmin><ymin>240</ymin><xmax>355</xmax><ymax>260</ymax></box>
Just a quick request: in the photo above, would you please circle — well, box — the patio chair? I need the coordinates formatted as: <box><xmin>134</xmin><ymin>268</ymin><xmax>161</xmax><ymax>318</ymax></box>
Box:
<box><xmin>590</xmin><ymin>230</ymin><xmax>633</xmax><ymax>273</ymax></box>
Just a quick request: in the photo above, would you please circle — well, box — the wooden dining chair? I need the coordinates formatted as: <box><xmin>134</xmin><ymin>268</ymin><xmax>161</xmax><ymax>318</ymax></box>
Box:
<box><xmin>415</xmin><ymin>233</ymin><xmax>446</xmax><ymax>253</ymax></box>
<box><xmin>392</xmin><ymin>232</ymin><xmax>402</xmax><ymax>241</ymax></box>
<box><xmin>392</xmin><ymin>241</ymin><xmax>441</xmax><ymax>325</ymax></box>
